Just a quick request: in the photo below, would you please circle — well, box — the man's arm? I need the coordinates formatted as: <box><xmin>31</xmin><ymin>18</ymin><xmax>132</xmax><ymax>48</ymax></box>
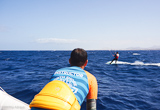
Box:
<box><xmin>86</xmin><ymin>99</ymin><xmax>97</xmax><ymax>110</ymax></box>
<box><xmin>85</xmin><ymin>71</ymin><xmax>98</xmax><ymax>110</ymax></box>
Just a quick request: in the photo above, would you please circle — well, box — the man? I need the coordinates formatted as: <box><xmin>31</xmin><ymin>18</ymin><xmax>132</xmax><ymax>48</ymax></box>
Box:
<box><xmin>30</xmin><ymin>48</ymin><xmax>98</xmax><ymax>110</ymax></box>
<box><xmin>110</xmin><ymin>52</ymin><xmax>119</xmax><ymax>64</ymax></box>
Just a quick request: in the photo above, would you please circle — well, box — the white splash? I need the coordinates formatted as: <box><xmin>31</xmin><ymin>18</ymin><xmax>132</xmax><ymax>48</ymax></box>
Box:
<box><xmin>133</xmin><ymin>53</ymin><xmax>140</xmax><ymax>55</ymax></box>
<box><xmin>106</xmin><ymin>61</ymin><xmax>160</xmax><ymax>67</ymax></box>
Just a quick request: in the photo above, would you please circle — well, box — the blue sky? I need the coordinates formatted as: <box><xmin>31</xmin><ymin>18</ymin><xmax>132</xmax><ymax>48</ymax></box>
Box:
<box><xmin>0</xmin><ymin>0</ymin><xmax>160</xmax><ymax>50</ymax></box>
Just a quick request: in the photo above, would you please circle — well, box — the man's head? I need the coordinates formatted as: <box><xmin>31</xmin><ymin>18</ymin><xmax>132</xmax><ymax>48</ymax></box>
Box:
<box><xmin>69</xmin><ymin>48</ymin><xmax>88</xmax><ymax>67</ymax></box>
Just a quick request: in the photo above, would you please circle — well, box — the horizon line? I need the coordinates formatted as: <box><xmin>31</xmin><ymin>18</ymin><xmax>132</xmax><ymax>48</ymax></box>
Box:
<box><xmin>0</xmin><ymin>49</ymin><xmax>160</xmax><ymax>51</ymax></box>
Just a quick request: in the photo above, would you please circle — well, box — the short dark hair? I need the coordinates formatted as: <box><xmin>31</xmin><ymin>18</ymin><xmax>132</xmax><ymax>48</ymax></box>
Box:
<box><xmin>70</xmin><ymin>48</ymin><xmax>87</xmax><ymax>67</ymax></box>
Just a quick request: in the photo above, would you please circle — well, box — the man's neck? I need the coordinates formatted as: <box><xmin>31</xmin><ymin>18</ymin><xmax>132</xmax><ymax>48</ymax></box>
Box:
<box><xmin>80</xmin><ymin>66</ymin><xmax>85</xmax><ymax>69</ymax></box>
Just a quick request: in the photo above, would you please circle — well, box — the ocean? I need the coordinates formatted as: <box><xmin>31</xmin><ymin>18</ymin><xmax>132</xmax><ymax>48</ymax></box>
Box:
<box><xmin>0</xmin><ymin>50</ymin><xmax>160</xmax><ymax>110</ymax></box>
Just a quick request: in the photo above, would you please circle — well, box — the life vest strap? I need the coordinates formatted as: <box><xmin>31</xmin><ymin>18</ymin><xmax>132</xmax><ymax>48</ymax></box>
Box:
<box><xmin>35</xmin><ymin>93</ymin><xmax>72</xmax><ymax>105</ymax></box>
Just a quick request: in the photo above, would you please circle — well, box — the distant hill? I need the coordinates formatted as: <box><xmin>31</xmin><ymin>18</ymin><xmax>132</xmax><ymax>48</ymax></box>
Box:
<box><xmin>126</xmin><ymin>46</ymin><xmax>160</xmax><ymax>50</ymax></box>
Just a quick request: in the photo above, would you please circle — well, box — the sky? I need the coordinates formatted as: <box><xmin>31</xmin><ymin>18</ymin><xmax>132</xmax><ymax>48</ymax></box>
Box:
<box><xmin>0</xmin><ymin>0</ymin><xmax>160</xmax><ymax>50</ymax></box>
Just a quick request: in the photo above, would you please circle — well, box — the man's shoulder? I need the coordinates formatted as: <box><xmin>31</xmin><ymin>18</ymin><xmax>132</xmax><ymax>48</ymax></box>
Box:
<box><xmin>84</xmin><ymin>70</ymin><xmax>97</xmax><ymax>81</ymax></box>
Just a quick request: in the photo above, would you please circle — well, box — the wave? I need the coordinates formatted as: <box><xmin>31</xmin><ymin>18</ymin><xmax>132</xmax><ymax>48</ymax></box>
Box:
<box><xmin>106</xmin><ymin>61</ymin><xmax>160</xmax><ymax>67</ymax></box>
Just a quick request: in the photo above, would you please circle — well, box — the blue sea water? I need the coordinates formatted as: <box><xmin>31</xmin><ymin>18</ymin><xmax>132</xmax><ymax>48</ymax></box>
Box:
<box><xmin>0</xmin><ymin>50</ymin><xmax>160</xmax><ymax>110</ymax></box>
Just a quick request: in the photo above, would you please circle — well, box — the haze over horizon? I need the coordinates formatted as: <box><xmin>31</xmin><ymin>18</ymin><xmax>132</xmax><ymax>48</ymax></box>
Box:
<box><xmin>0</xmin><ymin>0</ymin><xmax>160</xmax><ymax>50</ymax></box>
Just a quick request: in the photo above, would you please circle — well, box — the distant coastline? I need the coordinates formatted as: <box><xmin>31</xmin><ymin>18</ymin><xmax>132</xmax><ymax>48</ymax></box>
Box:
<box><xmin>0</xmin><ymin>46</ymin><xmax>160</xmax><ymax>51</ymax></box>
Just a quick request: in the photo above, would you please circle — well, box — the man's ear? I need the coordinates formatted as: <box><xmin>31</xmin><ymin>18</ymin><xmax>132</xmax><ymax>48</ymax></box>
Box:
<box><xmin>84</xmin><ymin>60</ymin><xmax>88</xmax><ymax>67</ymax></box>
<box><xmin>69</xmin><ymin>58</ymin><xmax>71</xmax><ymax>64</ymax></box>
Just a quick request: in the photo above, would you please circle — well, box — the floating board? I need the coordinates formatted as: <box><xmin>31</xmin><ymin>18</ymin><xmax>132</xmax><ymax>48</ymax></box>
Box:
<box><xmin>0</xmin><ymin>87</ymin><xmax>30</xmax><ymax>110</ymax></box>
<box><xmin>106</xmin><ymin>61</ymin><xmax>118</xmax><ymax>64</ymax></box>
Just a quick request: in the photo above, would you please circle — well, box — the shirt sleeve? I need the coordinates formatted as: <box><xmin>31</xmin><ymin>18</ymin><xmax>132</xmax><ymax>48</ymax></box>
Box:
<box><xmin>85</xmin><ymin>70</ymin><xmax>98</xmax><ymax>99</ymax></box>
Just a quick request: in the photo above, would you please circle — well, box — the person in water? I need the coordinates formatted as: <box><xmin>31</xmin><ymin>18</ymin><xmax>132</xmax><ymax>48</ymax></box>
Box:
<box><xmin>30</xmin><ymin>48</ymin><xmax>98</xmax><ymax>110</ymax></box>
<box><xmin>110</xmin><ymin>52</ymin><xmax>119</xmax><ymax>64</ymax></box>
